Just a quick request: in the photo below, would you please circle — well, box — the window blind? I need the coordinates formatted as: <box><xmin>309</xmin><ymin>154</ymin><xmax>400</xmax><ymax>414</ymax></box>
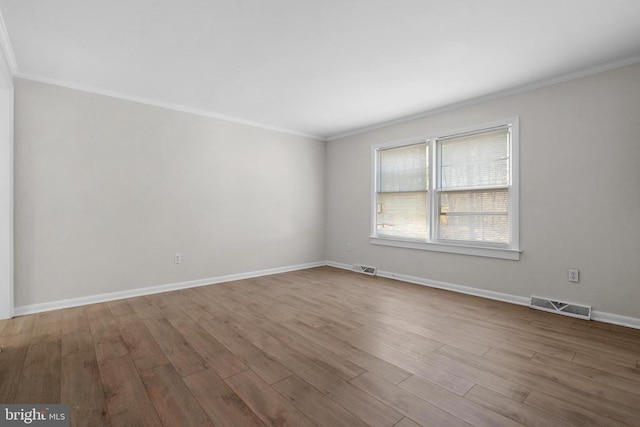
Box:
<box><xmin>438</xmin><ymin>127</ymin><xmax>510</xmax><ymax>244</ymax></box>
<box><xmin>379</xmin><ymin>143</ymin><xmax>428</xmax><ymax>192</ymax></box>
<box><xmin>440</xmin><ymin>128</ymin><xmax>510</xmax><ymax>189</ymax></box>
<box><xmin>377</xmin><ymin>142</ymin><xmax>428</xmax><ymax>240</ymax></box>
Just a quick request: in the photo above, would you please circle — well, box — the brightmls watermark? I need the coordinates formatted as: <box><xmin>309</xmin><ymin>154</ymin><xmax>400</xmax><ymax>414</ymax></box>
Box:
<box><xmin>1</xmin><ymin>405</ymin><xmax>69</xmax><ymax>426</ymax></box>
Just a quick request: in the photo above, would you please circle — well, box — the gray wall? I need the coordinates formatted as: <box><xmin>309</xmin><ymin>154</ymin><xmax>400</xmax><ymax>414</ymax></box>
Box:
<box><xmin>0</xmin><ymin>86</ymin><xmax>12</xmax><ymax>318</ymax></box>
<box><xmin>326</xmin><ymin>63</ymin><xmax>640</xmax><ymax>319</ymax></box>
<box><xmin>14</xmin><ymin>63</ymin><xmax>640</xmax><ymax>320</ymax></box>
<box><xmin>14</xmin><ymin>78</ymin><xmax>325</xmax><ymax>307</ymax></box>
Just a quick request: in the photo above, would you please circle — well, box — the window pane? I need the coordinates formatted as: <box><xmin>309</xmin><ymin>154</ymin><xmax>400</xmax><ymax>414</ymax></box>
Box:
<box><xmin>439</xmin><ymin>190</ymin><xmax>508</xmax><ymax>214</ymax></box>
<box><xmin>440</xmin><ymin>129</ymin><xmax>509</xmax><ymax>189</ymax></box>
<box><xmin>376</xmin><ymin>192</ymin><xmax>428</xmax><ymax>240</ymax></box>
<box><xmin>439</xmin><ymin>189</ymin><xmax>509</xmax><ymax>244</ymax></box>
<box><xmin>379</xmin><ymin>143</ymin><xmax>428</xmax><ymax>192</ymax></box>
<box><xmin>439</xmin><ymin>214</ymin><xmax>509</xmax><ymax>244</ymax></box>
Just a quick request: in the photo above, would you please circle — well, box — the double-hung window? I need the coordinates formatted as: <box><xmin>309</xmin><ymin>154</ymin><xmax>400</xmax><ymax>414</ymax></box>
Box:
<box><xmin>371</xmin><ymin>118</ymin><xmax>520</xmax><ymax>260</ymax></box>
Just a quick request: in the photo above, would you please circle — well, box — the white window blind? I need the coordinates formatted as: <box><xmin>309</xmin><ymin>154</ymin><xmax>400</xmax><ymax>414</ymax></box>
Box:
<box><xmin>438</xmin><ymin>128</ymin><xmax>510</xmax><ymax>244</ymax></box>
<box><xmin>372</xmin><ymin>118</ymin><xmax>519</xmax><ymax>260</ymax></box>
<box><xmin>376</xmin><ymin>143</ymin><xmax>428</xmax><ymax>240</ymax></box>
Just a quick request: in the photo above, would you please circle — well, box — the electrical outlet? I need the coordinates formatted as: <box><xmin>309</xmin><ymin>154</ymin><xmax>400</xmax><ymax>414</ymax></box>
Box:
<box><xmin>174</xmin><ymin>253</ymin><xmax>182</xmax><ymax>264</ymax></box>
<box><xmin>568</xmin><ymin>268</ymin><xmax>579</xmax><ymax>283</ymax></box>
<box><xmin>347</xmin><ymin>243</ymin><xmax>352</xmax><ymax>252</ymax></box>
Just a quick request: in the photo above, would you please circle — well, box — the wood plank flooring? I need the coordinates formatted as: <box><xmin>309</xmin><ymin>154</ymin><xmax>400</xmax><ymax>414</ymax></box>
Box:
<box><xmin>1</xmin><ymin>266</ymin><xmax>640</xmax><ymax>426</ymax></box>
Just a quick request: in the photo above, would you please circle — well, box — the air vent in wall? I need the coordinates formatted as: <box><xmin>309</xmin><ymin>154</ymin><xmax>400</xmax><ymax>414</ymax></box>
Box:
<box><xmin>530</xmin><ymin>296</ymin><xmax>591</xmax><ymax>320</ymax></box>
<box><xmin>353</xmin><ymin>264</ymin><xmax>377</xmax><ymax>276</ymax></box>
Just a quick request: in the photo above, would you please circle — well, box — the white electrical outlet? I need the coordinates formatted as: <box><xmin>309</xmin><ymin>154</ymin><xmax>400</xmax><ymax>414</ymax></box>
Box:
<box><xmin>174</xmin><ymin>253</ymin><xmax>182</xmax><ymax>264</ymax></box>
<box><xmin>568</xmin><ymin>268</ymin><xmax>579</xmax><ymax>283</ymax></box>
<box><xmin>347</xmin><ymin>243</ymin><xmax>352</xmax><ymax>252</ymax></box>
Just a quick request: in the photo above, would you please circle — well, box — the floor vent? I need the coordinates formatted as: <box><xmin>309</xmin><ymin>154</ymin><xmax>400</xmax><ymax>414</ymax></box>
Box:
<box><xmin>353</xmin><ymin>264</ymin><xmax>377</xmax><ymax>276</ymax></box>
<box><xmin>530</xmin><ymin>296</ymin><xmax>591</xmax><ymax>320</ymax></box>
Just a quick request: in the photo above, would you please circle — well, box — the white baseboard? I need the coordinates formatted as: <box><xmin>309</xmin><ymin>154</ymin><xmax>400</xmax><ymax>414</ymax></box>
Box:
<box><xmin>13</xmin><ymin>259</ymin><xmax>640</xmax><ymax>331</ymax></box>
<box><xmin>326</xmin><ymin>261</ymin><xmax>528</xmax><ymax>306</ymax></box>
<box><xmin>326</xmin><ymin>260</ymin><xmax>640</xmax><ymax>330</ymax></box>
<box><xmin>13</xmin><ymin>261</ymin><xmax>326</xmax><ymax>317</ymax></box>
<box><xmin>376</xmin><ymin>269</ymin><xmax>531</xmax><ymax>306</ymax></box>
<box><xmin>590</xmin><ymin>311</ymin><xmax>640</xmax><ymax>330</ymax></box>
<box><xmin>326</xmin><ymin>261</ymin><xmax>352</xmax><ymax>270</ymax></box>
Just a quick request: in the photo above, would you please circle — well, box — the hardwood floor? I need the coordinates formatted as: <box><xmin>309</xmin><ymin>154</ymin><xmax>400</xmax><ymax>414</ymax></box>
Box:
<box><xmin>1</xmin><ymin>266</ymin><xmax>640</xmax><ymax>426</ymax></box>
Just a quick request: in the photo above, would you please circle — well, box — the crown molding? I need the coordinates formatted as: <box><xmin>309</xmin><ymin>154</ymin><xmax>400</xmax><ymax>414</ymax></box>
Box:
<box><xmin>14</xmin><ymin>72</ymin><xmax>326</xmax><ymax>141</ymax></box>
<box><xmin>326</xmin><ymin>54</ymin><xmax>640</xmax><ymax>142</ymax></box>
<box><xmin>0</xmin><ymin>9</ymin><xmax>17</xmax><ymax>72</ymax></box>
<box><xmin>0</xmin><ymin>8</ymin><xmax>17</xmax><ymax>88</ymax></box>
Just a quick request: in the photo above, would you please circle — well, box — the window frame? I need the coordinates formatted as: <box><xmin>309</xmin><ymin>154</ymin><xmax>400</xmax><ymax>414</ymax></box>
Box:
<box><xmin>370</xmin><ymin>117</ymin><xmax>520</xmax><ymax>260</ymax></box>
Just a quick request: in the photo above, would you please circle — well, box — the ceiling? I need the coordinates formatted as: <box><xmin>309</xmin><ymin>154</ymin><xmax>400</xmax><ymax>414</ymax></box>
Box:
<box><xmin>1</xmin><ymin>1</ymin><xmax>640</xmax><ymax>140</ymax></box>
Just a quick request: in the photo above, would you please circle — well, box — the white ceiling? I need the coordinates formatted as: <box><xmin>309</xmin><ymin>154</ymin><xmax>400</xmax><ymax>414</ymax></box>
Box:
<box><xmin>1</xmin><ymin>1</ymin><xmax>640</xmax><ymax>140</ymax></box>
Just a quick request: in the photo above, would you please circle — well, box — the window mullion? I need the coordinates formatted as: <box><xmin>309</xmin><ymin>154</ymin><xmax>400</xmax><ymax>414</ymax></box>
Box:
<box><xmin>428</xmin><ymin>139</ymin><xmax>438</xmax><ymax>242</ymax></box>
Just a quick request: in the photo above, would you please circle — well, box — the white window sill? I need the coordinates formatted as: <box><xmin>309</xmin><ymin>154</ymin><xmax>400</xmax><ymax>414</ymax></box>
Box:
<box><xmin>370</xmin><ymin>237</ymin><xmax>521</xmax><ymax>260</ymax></box>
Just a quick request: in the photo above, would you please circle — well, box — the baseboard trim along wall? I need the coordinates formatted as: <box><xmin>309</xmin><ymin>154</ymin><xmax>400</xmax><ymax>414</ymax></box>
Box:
<box><xmin>326</xmin><ymin>261</ymin><xmax>640</xmax><ymax>330</ymax></box>
<box><xmin>13</xmin><ymin>259</ymin><xmax>640</xmax><ymax>330</ymax></box>
<box><xmin>13</xmin><ymin>261</ymin><xmax>326</xmax><ymax>317</ymax></box>
<box><xmin>589</xmin><ymin>311</ymin><xmax>640</xmax><ymax>330</ymax></box>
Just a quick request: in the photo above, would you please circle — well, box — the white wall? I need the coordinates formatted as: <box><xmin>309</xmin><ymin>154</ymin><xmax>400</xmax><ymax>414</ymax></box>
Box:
<box><xmin>13</xmin><ymin>63</ymin><xmax>640</xmax><ymax>322</ymax></box>
<box><xmin>0</xmin><ymin>86</ymin><xmax>12</xmax><ymax>318</ymax></box>
<box><xmin>14</xmin><ymin>78</ymin><xmax>325</xmax><ymax>307</ymax></box>
<box><xmin>326</xmin><ymin>63</ymin><xmax>640</xmax><ymax>319</ymax></box>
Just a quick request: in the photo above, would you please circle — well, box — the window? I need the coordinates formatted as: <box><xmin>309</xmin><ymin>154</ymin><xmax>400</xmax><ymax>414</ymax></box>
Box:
<box><xmin>371</xmin><ymin>118</ymin><xmax>520</xmax><ymax>260</ymax></box>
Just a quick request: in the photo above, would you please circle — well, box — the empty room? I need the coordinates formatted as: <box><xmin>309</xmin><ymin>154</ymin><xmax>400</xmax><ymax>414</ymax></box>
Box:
<box><xmin>1</xmin><ymin>1</ymin><xmax>640</xmax><ymax>426</ymax></box>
